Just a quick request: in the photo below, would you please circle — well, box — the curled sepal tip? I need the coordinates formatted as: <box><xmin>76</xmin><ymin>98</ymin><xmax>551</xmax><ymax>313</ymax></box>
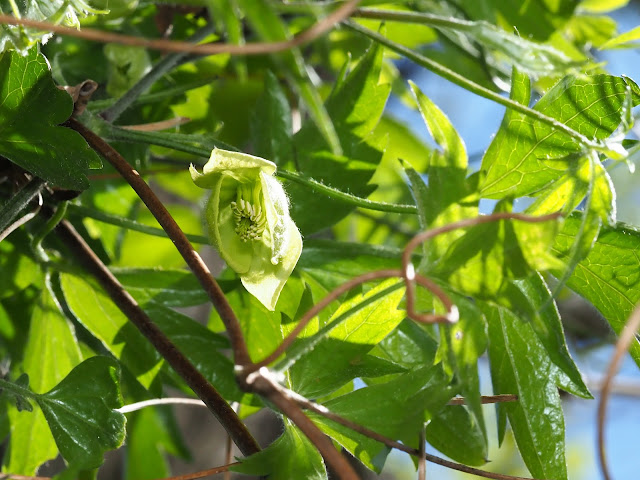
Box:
<box><xmin>191</xmin><ymin>148</ymin><xmax>302</xmax><ymax>311</ymax></box>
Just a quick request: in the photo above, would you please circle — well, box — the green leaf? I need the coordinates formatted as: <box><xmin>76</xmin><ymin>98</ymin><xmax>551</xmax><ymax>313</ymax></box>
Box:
<box><xmin>311</xmin><ymin>365</ymin><xmax>455</xmax><ymax>472</ymax></box>
<box><xmin>4</xmin><ymin>281</ymin><xmax>81</xmax><ymax>475</ymax></box>
<box><xmin>125</xmin><ymin>407</ymin><xmax>190</xmax><ymax>480</ymax></box>
<box><xmin>0</xmin><ymin>0</ymin><xmax>104</xmax><ymax>52</ymax></box>
<box><xmin>233</xmin><ymin>419</ymin><xmax>326</xmax><ymax>480</ymax></box>
<box><xmin>553</xmin><ymin>216</ymin><xmax>640</xmax><ymax>366</ymax></box>
<box><xmin>485</xmin><ymin>304</ymin><xmax>567</xmax><ymax>480</ymax></box>
<box><xmin>0</xmin><ymin>48</ymin><xmax>100</xmax><ymax>190</ymax></box>
<box><xmin>144</xmin><ymin>303</ymin><xmax>244</xmax><ymax>402</ymax></box>
<box><xmin>286</xmin><ymin>279</ymin><xmax>406</xmax><ymax>398</ymax></box>
<box><xmin>601</xmin><ymin>24</ymin><xmax>640</xmax><ymax>49</ymax></box>
<box><xmin>60</xmin><ymin>274</ymin><xmax>163</xmax><ymax>389</ymax></box>
<box><xmin>37</xmin><ymin>356</ymin><xmax>126</xmax><ymax>469</ymax></box>
<box><xmin>405</xmin><ymin>81</ymin><xmax>477</xmax><ymax>265</ymax></box>
<box><xmin>289</xmin><ymin>41</ymin><xmax>390</xmax><ymax>234</ymax></box>
<box><xmin>480</xmin><ymin>69</ymin><xmax>638</xmax><ymax>198</ymax></box>
<box><xmin>510</xmin><ymin>274</ymin><xmax>591</xmax><ymax>398</ymax></box>
<box><xmin>436</xmin><ymin>293</ymin><xmax>488</xmax><ymax>443</ymax></box>
<box><xmin>457</xmin><ymin>0</ymin><xmax>578</xmax><ymax>41</ymax></box>
<box><xmin>112</xmin><ymin>268</ymin><xmax>208</xmax><ymax>307</ymax></box>
<box><xmin>237</xmin><ymin>0</ymin><xmax>340</xmax><ymax>156</ymax></box>
<box><xmin>298</xmin><ymin>239</ymin><xmax>402</xmax><ymax>292</ymax></box>
<box><xmin>426</xmin><ymin>406</ymin><xmax>487</xmax><ymax>466</ymax></box>
<box><xmin>250</xmin><ymin>70</ymin><xmax>293</xmax><ymax>167</ymax></box>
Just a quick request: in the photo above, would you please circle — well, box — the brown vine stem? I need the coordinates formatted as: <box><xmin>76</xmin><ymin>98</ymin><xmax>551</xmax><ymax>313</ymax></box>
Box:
<box><xmin>597</xmin><ymin>302</ymin><xmax>640</xmax><ymax>480</ymax></box>
<box><xmin>245</xmin><ymin>368</ymin><xmax>361</xmax><ymax>480</ymax></box>
<box><xmin>52</xmin><ymin>218</ymin><xmax>261</xmax><ymax>456</ymax></box>
<box><xmin>418</xmin><ymin>426</ymin><xmax>427</xmax><ymax>480</ymax></box>
<box><xmin>0</xmin><ymin>463</ymin><xmax>239</xmax><ymax>480</ymax></box>
<box><xmin>66</xmin><ymin>117</ymin><xmax>252</xmax><ymax>367</ymax></box>
<box><xmin>296</xmin><ymin>396</ymin><xmax>541</xmax><ymax>480</ymax></box>
<box><xmin>0</xmin><ymin>0</ymin><xmax>359</xmax><ymax>55</ymax></box>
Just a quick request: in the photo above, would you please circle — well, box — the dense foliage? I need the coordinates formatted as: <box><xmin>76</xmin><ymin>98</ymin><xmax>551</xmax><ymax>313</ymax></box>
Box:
<box><xmin>1</xmin><ymin>1</ymin><xmax>640</xmax><ymax>479</ymax></box>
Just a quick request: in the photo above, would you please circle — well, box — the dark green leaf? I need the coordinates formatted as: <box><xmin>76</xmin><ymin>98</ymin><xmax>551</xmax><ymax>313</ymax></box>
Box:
<box><xmin>144</xmin><ymin>303</ymin><xmax>244</xmax><ymax>402</ymax></box>
<box><xmin>4</xmin><ymin>281</ymin><xmax>81</xmax><ymax>475</ymax></box>
<box><xmin>37</xmin><ymin>356</ymin><xmax>126</xmax><ymax>469</ymax></box>
<box><xmin>250</xmin><ymin>70</ymin><xmax>293</xmax><ymax>167</ymax></box>
<box><xmin>311</xmin><ymin>365</ymin><xmax>455</xmax><ymax>472</ymax></box>
<box><xmin>510</xmin><ymin>274</ymin><xmax>591</xmax><ymax>398</ymax></box>
<box><xmin>289</xmin><ymin>42</ymin><xmax>390</xmax><ymax>233</ymax></box>
<box><xmin>112</xmin><ymin>268</ymin><xmax>208</xmax><ymax>307</ymax></box>
<box><xmin>485</xmin><ymin>305</ymin><xmax>567</xmax><ymax>480</ymax></box>
<box><xmin>0</xmin><ymin>48</ymin><xmax>100</xmax><ymax>190</ymax></box>
<box><xmin>233</xmin><ymin>419</ymin><xmax>326</xmax><ymax>480</ymax></box>
<box><xmin>426</xmin><ymin>406</ymin><xmax>487</xmax><ymax>466</ymax></box>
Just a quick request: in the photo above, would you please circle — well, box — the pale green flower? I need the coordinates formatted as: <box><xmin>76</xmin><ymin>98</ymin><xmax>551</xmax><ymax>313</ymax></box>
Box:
<box><xmin>190</xmin><ymin>148</ymin><xmax>302</xmax><ymax>311</ymax></box>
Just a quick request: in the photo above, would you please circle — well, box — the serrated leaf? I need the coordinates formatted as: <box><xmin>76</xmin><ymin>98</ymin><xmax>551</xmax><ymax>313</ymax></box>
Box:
<box><xmin>232</xmin><ymin>419</ymin><xmax>326</xmax><ymax>480</ymax></box>
<box><xmin>552</xmin><ymin>216</ymin><xmax>640</xmax><ymax>366</ymax></box>
<box><xmin>60</xmin><ymin>274</ymin><xmax>163</xmax><ymax>389</ymax></box>
<box><xmin>0</xmin><ymin>48</ymin><xmax>100</xmax><ymax>190</ymax></box>
<box><xmin>37</xmin><ymin>356</ymin><xmax>126</xmax><ymax>469</ymax></box>
<box><xmin>485</xmin><ymin>305</ymin><xmax>567</xmax><ymax>480</ymax></box>
<box><xmin>310</xmin><ymin>365</ymin><xmax>455</xmax><ymax>472</ymax></box>
<box><xmin>286</xmin><ymin>279</ymin><xmax>405</xmax><ymax>398</ymax></box>
<box><xmin>4</xmin><ymin>281</ymin><xmax>81</xmax><ymax>475</ymax></box>
<box><xmin>480</xmin><ymin>69</ymin><xmax>639</xmax><ymax>199</ymax></box>
<box><xmin>405</xmin><ymin>82</ymin><xmax>478</xmax><ymax>266</ymax></box>
<box><xmin>250</xmin><ymin>70</ymin><xmax>293</xmax><ymax>167</ymax></box>
<box><xmin>112</xmin><ymin>268</ymin><xmax>208</xmax><ymax>307</ymax></box>
<box><xmin>236</xmin><ymin>0</ymin><xmax>340</xmax><ymax>156</ymax></box>
<box><xmin>289</xmin><ymin>42</ymin><xmax>390</xmax><ymax>234</ymax></box>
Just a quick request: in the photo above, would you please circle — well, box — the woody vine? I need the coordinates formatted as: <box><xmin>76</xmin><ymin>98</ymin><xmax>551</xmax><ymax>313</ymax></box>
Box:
<box><xmin>0</xmin><ymin>2</ymin><xmax>639</xmax><ymax>480</ymax></box>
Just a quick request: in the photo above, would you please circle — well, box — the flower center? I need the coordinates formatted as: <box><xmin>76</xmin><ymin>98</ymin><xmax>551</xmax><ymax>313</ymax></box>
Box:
<box><xmin>230</xmin><ymin>183</ymin><xmax>266</xmax><ymax>242</ymax></box>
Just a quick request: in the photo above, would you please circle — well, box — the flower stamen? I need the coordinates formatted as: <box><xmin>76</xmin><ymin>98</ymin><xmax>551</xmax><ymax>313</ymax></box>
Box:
<box><xmin>231</xmin><ymin>184</ymin><xmax>266</xmax><ymax>242</ymax></box>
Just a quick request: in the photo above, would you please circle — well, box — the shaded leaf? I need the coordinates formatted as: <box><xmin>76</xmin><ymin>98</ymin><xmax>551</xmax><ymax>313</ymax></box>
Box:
<box><xmin>233</xmin><ymin>419</ymin><xmax>326</xmax><ymax>480</ymax></box>
<box><xmin>112</xmin><ymin>268</ymin><xmax>207</xmax><ymax>307</ymax></box>
<box><xmin>311</xmin><ymin>365</ymin><xmax>455</xmax><ymax>472</ymax></box>
<box><xmin>286</xmin><ymin>279</ymin><xmax>405</xmax><ymax>398</ymax></box>
<box><xmin>426</xmin><ymin>406</ymin><xmax>487</xmax><ymax>466</ymax></box>
<box><xmin>0</xmin><ymin>48</ymin><xmax>100</xmax><ymax>190</ymax></box>
<box><xmin>37</xmin><ymin>357</ymin><xmax>126</xmax><ymax>469</ymax></box>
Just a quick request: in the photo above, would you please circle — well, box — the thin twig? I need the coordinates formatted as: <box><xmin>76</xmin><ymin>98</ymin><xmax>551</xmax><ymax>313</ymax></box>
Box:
<box><xmin>117</xmin><ymin>397</ymin><xmax>208</xmax><ymax>414</ymax></box>
<box><xmin>243</xmin><ymin>367</ymin><xmax>360</xmax><ymax>480</ymax></box>
<box><xmin>66</xmin><ymin>118</ymin><xmax>251</xmax><ymax>367</ymax></box>
<box><xmin>53</xmin><ymin>218</ymin><xmax>260</xmax><ymax>456</ymax></box>
<box><xmin>597</xmin><ymin>303</ymin><xmax>640</xmax><ymax>480</ymax></box>
<box><xmin>0</xmin><ymin>177</ymin><xmax>46</xmax><ymax>241</ymax></box>
<box><xmin>0</xmin><ymin>0</ymin><xmax>359</xmax><ymax>56</ymax></box>
<box><xmin>418</xmin><ymin>426</ymin><xmax>426</xmax><ymax>480</ymax></box>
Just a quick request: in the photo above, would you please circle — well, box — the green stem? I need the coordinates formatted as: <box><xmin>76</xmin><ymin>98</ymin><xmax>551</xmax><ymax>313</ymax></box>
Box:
<box><xmin>93</xmin><ymin>120</ymin><xmax>416</xmax><ymax>215</ymax></box>
<box><xmin>100</xmin><ymin>23</ymin><xmax>217</xmax><ymax>122</ymax></box>
<box><xmin>276</xmin><ymin>169</ymin><xmax>417</xmax><ymax>214</ymax></box>
<box><xmin>88</xmin><ymin>76</ymin><xmax>218</xmax><ymax>112</ymax></box>
<box><xmin>344</xmin><ymin>21</ymin><xmax>601</xmax><ymax>150</ymax></box>
<box><xmin>0</xmin><ymin>177</ymin><xmax>46</xmax><ymax>239</ymax></box>
<box><xmin>31</xmin><ymin>201</ymin><xmax>68</xmax><ymax>262</ymax></box>
<box><xmin>66</xmin><ymin>204</ymin><xmax>210</xmax><ymax>244</ymax></box>
<box><xmin>0</xmin><ymin>377</ymin><xmax>37</xmax><ymax>400</ymax></box>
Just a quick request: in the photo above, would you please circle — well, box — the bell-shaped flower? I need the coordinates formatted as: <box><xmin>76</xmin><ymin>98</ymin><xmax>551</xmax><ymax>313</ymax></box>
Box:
<box><xmin>190</xmin><ymin>148</ymin><xmax>302</xmax><ymax>311</ymax></box>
